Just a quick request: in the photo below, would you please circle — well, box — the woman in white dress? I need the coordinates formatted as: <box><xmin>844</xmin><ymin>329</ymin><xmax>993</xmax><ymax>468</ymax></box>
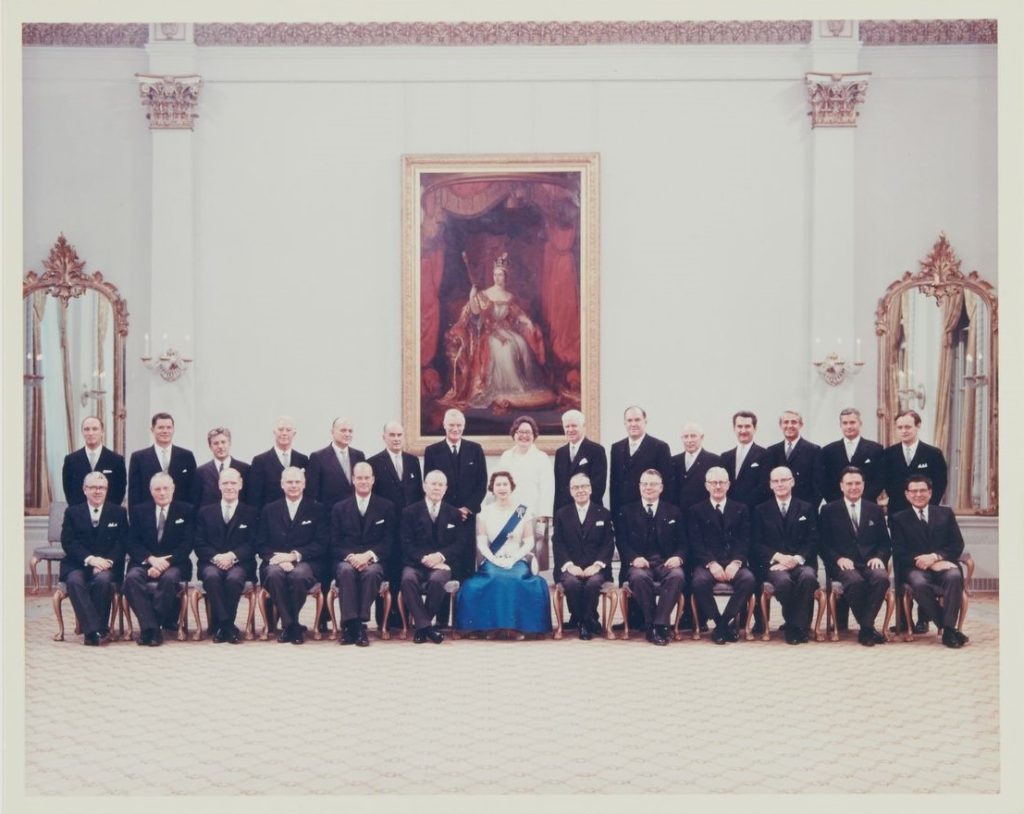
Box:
<box><xmin>497</xmin><ymin>415</ymin><xmax>555</xmax><ymax>523</ymax></box>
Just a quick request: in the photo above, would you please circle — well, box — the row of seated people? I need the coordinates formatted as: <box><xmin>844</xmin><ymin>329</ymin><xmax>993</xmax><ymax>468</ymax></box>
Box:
<box><xmin>60</xmin><ymin>447</ymin><xmax>968</xmax><ymax>649</ymax></box>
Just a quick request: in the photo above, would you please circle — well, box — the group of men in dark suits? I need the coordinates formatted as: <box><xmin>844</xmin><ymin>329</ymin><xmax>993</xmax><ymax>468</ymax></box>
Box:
<box><xmin>58</xmin><ymin>401</ymin><xmax>967</xmax><ymax>650</ymax></box>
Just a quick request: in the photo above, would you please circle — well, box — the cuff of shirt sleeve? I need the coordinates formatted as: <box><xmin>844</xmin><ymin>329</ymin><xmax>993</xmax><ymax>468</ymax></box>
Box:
<box><xmin>291</xmin><ymin>550</ymin><xmax>301</xmax><ymax>563</ymax></box>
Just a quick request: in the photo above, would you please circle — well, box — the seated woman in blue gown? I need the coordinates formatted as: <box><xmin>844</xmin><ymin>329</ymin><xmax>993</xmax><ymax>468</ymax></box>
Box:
<box><xmin>456</xmin><ymin>471</ymin><xmax>552</xmax><ymax>637</ymax></box>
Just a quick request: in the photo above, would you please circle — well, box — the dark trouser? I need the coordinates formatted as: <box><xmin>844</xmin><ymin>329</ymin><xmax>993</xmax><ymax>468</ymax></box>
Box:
<box><xmin>261</xmin><ymin>562</ymin><xmax>317</xmax><ymax>630</ymax></box>
<box><xmin>834</xmin><ymin>565</ymin><xmax>889</xmax><ymax>630</ymax></box>
<box><xmin>200</xmin><ymin>563</ymin><xmax>247</xmax><ymax>630</ymax></box>
<box><xmin>401</xmin><ymin>565</ymin><xmax>451</xmax><ymax>630</ymax></box>
<box><xmin>691</xmin><ymin>565</ymin><xmax>755</xmax><ymax>626</ymax></box>
<box><xmin>561</xmin><ymin>572</ymin><xmax>604</xmax><ymax>627</ymax></box>
<box><xmin>908</xmin><ymin>566</ymin><xmax>963</xmax><ymax>630</ymax></box>
<box><xmin>65</xmin><ymin>567</ymin><xmax>115</xmax><ymax>636</ymax></box>
<box><xmin>765</xmin><ymin>565</ymin><xmax>818</xmax><ymax>630</ymax></box>
<box><xmin>336</xmin><ymin>561</ymin><xmax>385</xmax><ymax>624</ymax></box>
<box><xmin>124</xmin><ymin>565</ymin><xmax>185</xmax><ymax>632</ymax></box>
<box><xmin>628</xmin><ymin>564</ymin><xmax>684</xmax><ymax>627</ymax></box>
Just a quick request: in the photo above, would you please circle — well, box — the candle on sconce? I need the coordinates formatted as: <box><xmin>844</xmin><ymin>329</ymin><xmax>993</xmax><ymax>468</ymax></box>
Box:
<box><xmin>184</xmin><ymin>333</ymin><xmax>192</xmax><ymax>359</ymax></box>
<box><xmin>144</xmin><ymin>332</ymin><xmax>151</xmax><ymax>358</ymax></box>
<box><xmin>965</xmin><ymin>353</ymin><xmax>974</xmax><ymax>375</ymax></box>
<box><xmin>92</xmin><ymin>369</ymin><xmax>100</xmax><ymax>389</ymax></box>
<box><xmin>976</xmin><ymin>352</ymin><xmax>983</xmax><ymax>375</ymax></box>
<box><xmin>898</xmin><ymin>370</ymin><xmax>906</xmax><ymax>388</ymax></box>
<box><xmin>855</xmin><ymin>338</ymin><xmax>862</xmax><ymax>363</ymax></box>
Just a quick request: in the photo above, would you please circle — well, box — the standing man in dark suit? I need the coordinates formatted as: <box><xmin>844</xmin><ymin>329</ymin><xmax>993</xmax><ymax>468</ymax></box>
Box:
<box><xmin>255</xmin><ymin>466</ymin><xmax>328</xmax><ymax>645</ymax></box>
<box><xmin>59</xmin><ymin>471</ymin><xmax>128</xmax><ymax>645</ymax></box>
<box><xmin>609</xmin><ymin>405</ymin><xmax>672</xmax><ymax>524</ymax></box>
<box><xmin>329</xmin><ymin>462</ymin><xmax>396</xmax><ymax>647</ymax></box>
<box><xmin>62</xmin><ymin>415</ymin><xmax>126</xmax><ymax>506</ymax></box>
<box><xmin>667</xmin><ymin>421</ymin><xmax>721</xmax><ymax>516</ymax></box>
<box><xmin>194</xmin><ymin>466</ymin><xmax>258</xmax><ymax>644</ymax></box>
<box><xmin>751</xmin><ymin>466</ymin><xmax>819</xmax><ymax>644</ymax></box>
<box><xmin>765</xmin><ymin>411</ymin><xmax>821</xmax><ymax>508</ymax></box>
<box><xmin>422</xmin><ymin>408</ymin><xmax>488</xmax><ymax>584</ymax></box>
<box><xmin>126</xmin><ymin>412</ymin><xmax>196</xmax><ymax>509</ymax></box>
<box><xmin>688</xmin><ymin>466</ymin><xmax>756</xmax><ymax>644</ymax></box>
<box><xmin>718</xmin><ymin>411</ymin><xmax>771</xmax><ymax>510</ymax></box>
<box><xmin>552</xmin><ymin>409</ymin><xmax>607</xmax><ymax>515</ymax></box>
<box><xmin>617</xmin><ymin>469</ymin><xmax>687</xmax><ymax>646</ymax></box>
<box><xmin>552</xmin><ymin>473</ymin><xmax>615</xmax><ymax>640</ymax></box>
<box><xmin>247</xmin><ymin>416</ymin><xmax>310</xmax><ymax>510</ymax></box>
<box><xmin>815</xmin><ymin>407</ymin><xmax>884</xmax><ymax>505</ymax></box>
<box><xmin>399</xmin><ymin>470</ymin><xmax>466</xmax><ymax>644</ymax></box>
<box><xmin>818</xmin><ymin>466</ymin><xmax>891</xmax><ymax>647</ymax></box>
<box><xmin>192</xmin><ymin>426</ymin><xmax>251</xmax><ymax>507</ymax></box>
<box><xmin>883</xmin><ymin>410</ymin><xmax>949</xmax><ymax>515</ymax></box>
<box><xmin>890</xmin><ymin>476</ymin><xmax>967</xmax><ymax>649</ymax></box>
<box><xmin>124</xmin><ymin>472</ymin><xmax>194</xmax><ymax>646</ymax></box>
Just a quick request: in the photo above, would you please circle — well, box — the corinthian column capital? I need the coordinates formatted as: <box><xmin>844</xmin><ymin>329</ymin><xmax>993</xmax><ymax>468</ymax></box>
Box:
<box><xmin>136</xmin><ymin>74</ymin><xmax>202</xmax><ymax>130</ymax></box>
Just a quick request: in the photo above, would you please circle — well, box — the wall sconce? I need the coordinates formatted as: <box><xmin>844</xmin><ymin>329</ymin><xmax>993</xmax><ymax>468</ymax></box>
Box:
<box><xmin>141</xmin><ymin>332</ymin><xmax>193</xmax><ymax>382</ymax></box>
<box><xmin>963</xmin><ymin>353</ymin><xmax>988</xmax><ymax>389</ymax></box>
<box><xmin>897</xmin><ymin>376</ymin><xmax>927</xmax><ymax>410</ymax></box>
<box><xmin>812</xmin><ymin>338</ymin><xmax>864</xmax><ymax>386</ymax></box>
<box><xmin>80</xmin><ymin>371</ymin><xmax>107</xmax><ymax>406</ymax></box>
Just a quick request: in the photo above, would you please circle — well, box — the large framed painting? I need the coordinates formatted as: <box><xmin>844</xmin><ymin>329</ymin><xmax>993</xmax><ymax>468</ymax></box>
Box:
<box><xmin>402</xmin><ymin>153</ymin><xmax>600</xmax><ymax>455</ymax></box>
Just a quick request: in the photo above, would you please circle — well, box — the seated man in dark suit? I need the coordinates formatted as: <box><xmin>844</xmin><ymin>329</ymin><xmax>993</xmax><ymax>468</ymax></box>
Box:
<box><xmin>617</xmin><ymin>469</ymin><xmax>687</xmax><ymax>645</ymax></box>
<box><xmin>62</xmin><ymin>415</ymin><xmax>126</xmax><ymax>506</ymax></box>
<box><xmin>127</xmin><ymin>412</ymin><xmax>197</xmax><ymax>508</ymax></box>
<box><xmin>815</xmin><ymin>407</ymin><xmax>884</xmax><ymax>505</ymax></box>
<box><xmin>247</xmin><ymin>416</ymin><xmax>310</xmax><ymax>510</ymax></box>
<box><xmin>688</xmin><ymin>466</ymin><xmax>756</xmax><ymax>644</ymax></box>
<box><xmin>718</xmin><ymin>410</ymin><xmax>771</xmax><ymax>509</ymax></box>
<box><xmin>882</xmin><ymin>409</ymin><xmax>949</xmax><ymax>515</ymax></box>
<box><xmin>667</xmin><ymin>421</ymin><xmax>721</xmax><ymax>517</ymax></box>
<box><xmin>124</xmin><ymin>472</ymin><xmax>194</xmax><ymax>646</ymax></box>
<box><xmin>890</xmin><ymin>475</ymin><xmax>967</xmax><ymax>649</ymax></box>
<box><xmin>255</xmin><ymin>466</ymin><xmax>327</xmax><ymax>644</ymax></box>
<box><xmin>765</xmin><ymin>411</ymin><xmax>821</xmax><ymax>508</ymax></box>
<box><xmin>194</xmin><ymin>466</ymin><xmax>258</xmax><ymax>644</ymax></box>
<box><xmin>752</xmin><ymin>466</ymin><xmax>819</xmax><ymax>644</ymax></box>
<box><xmin>553</xmin><ymin>409</ymin><xmax>607</xmax><ymax>516</ymax></box>
<box><xmin>59</xmin><ymin>471</ymin><xmax>128</xmax><ymax>645</ymax></box>
<box><xmin>552</xmin><ymin>473</ymin><xmax>615</xmax><ymax>640</ymax></box>
<box><xmin>192</xmin><ymin>426</ymin><xmax>250</xmax><ymax>507</ymax></box>
<box><xmin>399</xmin><ymin>470</ymin><xmax>465</xmax><ymax>644</ymax></box>
<box><xmin>330</xmin><ymin>462</ymin><xmax>396</xmax><ymax>647</ymax></box>
<box><xmin>819</xmin><ymin>466</ymin><xmax>891</xmax><ymax>647</ymax></box>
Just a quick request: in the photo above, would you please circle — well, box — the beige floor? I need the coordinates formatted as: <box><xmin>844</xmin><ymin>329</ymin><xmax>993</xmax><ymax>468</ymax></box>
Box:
<box><xmin>22</xmin><ymin>590</ymin><xmax>999</xmax><ymax>796</ymax></box>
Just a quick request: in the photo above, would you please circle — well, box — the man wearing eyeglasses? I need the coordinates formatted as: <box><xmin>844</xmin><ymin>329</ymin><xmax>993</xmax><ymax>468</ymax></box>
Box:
<box><xmin>889</xmin><ymin>475</ymin><xmax>967</xmax><ymax>649</ymax></box>
<box><xmin>751</xmin><ymin>466</ymin><xmax>820</xmax><ymax>644</ymax></box>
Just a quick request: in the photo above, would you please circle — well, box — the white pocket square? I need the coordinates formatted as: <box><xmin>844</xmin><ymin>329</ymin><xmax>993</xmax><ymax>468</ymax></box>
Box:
<box><xmin>375</xmin><ymin>519</ymin><xmax>385</xmax><ymax>525</ymax></box>
<box><xmin>446</xmin><ymin>523</ymin><xmax>455</xmax><ymax>529</ymax></box>
<box><xmin>798</xmin><ymin>516</ymin><xmax>807</xmax><ymax>522</ymax></box>
<box><xmin>918</xmin><ymin>463</ymin><xmax>928</xmax><ymax>468</ymax></box>
<box><xmin>868</xmin><ymin>520</ymin><xmax>875</xmax><ymax>527</ymax></box>
<box><xmin>596</xmin><ymin>520</ymin><xmax>605</xmax><ymax>527</ymax></box>
<box><xmin>101</xmin><ymin>469</ymin><xmax>113</xmax><ymax>474</ymax></box>
<box><xmin>106</xmin><ymin>522</ymin><xmax>118</xmax><ymax>528</ymax></box>
<box><xmin>864</xmin><ymin>458</ymin><xmax>872</xmax><ymax>463</ymax></box>
<box><xmin>239</xmin><ymin>524</ymin><xmax>248</xmax><ymax>529</ymax></box>
<box><xmin>180</xmin><ymin>468</ymin><xmax>188</xmax><ymax>473</ymax></box>
<box><xmin>174</xmin><ymin>518</ymin><xmax>184</xmax><ymax>524</ymax></box>
<box><xmin>301</xmin><ymin>519</ymin><xmax>312</xmax><ymax>525</ymax></box>
<box><xmin>578</xmin><ymin>457</ymin><xmax>589</xmax><ymax>465</ymax></box>
<box><xmin>751</xmin><ymin>462</ymin><xmax>759</xmax><ymax>468</ymax></box>
<box><xmin>668</xmin><ymin>519</ymin><xmax>677</xmax><ymax>525</ymax></box>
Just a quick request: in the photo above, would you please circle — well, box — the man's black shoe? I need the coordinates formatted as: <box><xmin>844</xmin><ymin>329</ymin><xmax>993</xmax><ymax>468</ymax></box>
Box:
<box><xmin>291</xmin><ymin>625</ymin><xmax>304</xmax><ymax>644</ymax></box>
<box><xmin>84</xmin><ymin>632</ymin><xmax>101</xmax><ymax>646</ymax></box>
<box><xmin>913</xmin><ymin>619</ymin><xmax>929</xmax><ymax>635</ymax></box>
<box><xmin>942</xmin><ymin>628</ymin><xmax>963</xmax><ymax>649</ymax></box>
<box><xmin>870</xmin><ymin>629</ymin><xmax>887</xmax><ymax>645</ymax></box>
<box><xmin>578</xmin><ymin>622</ymin><xmax>593</xmax><ymax>641</ymax></box>
<box><xmin>953</xmin><ymin>629</ymin><xmax>969</xmax><ymax>645</ymax></box>
<box><xmin>339</xmin><ymin>623</ymin><xmax>357</xmax><ymax>645</ymax></box>
<box><xmin>858</xmin><ymin>628</ymin><xmax>876</xmax><ymax>647</ymax></box>
<box><xmin>277</xmin><ymin>627</ymin><xmax>293</xmax><ymax>644</ymax></box>
<box><xmin>784</xmin><ymin>627</ymin><xmax>798</xmax><ymax>645</ymax></box>
<box><xmin>212</xmin><ymin>626</ymin><xmax>229</xmax><ymax>644</ymax></box>
<box><xmin>138</xmin><ymin>629</ymin><xmax>154</xmax><ymax>646</ymax></box>
<box><xmin>725</xmin><ymin>622</ymin><xmax>739</xmax><ymax>643</ymax></box>
<box><xmin>227</xmin><ymin>626</ymin><xmax>242</xmax><ymax>644</ymax></box>
<box><xmin>355</xmin><ymin>625</ymin><xmax>370</xmax><ymax>647</ymax></box>
<box><xmin>646</xmin><ymin>627</ymin><xmax>668</xmax><ymax>646</ymax></box>
<box><xmin>413</xmin><ymin>627</ymin><xmax>429</xmax><ymax>644</ymax></box>
<box><xmin>425</xmin><ymin>626</ymin><xmax>445</xmax><ymax>644</ymax></box>
<box><xmin>149</xmin><ymin>629</ymin><xmax>164</xmax><ymax>646</ymax></box>
<box><xmin>712</xmin><ymin>626</ymin><xmax>727</xmax><ymax>644</ymax></box>
<box><xmin>798</xmin><ymin>627</ymin><xmax>810</xmax><ymax>643</ymax></box>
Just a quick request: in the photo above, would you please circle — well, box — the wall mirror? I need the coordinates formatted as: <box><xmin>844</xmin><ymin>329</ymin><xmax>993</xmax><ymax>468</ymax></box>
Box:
<box><xmin>875</xmin><ymin>233</ymin><xmax>997</xmax><ymax>515</ymax></box>
<box><xmin>23</xmin><ymin>234</ymin><xmax>129</xmax><ymax>514</ymax></box>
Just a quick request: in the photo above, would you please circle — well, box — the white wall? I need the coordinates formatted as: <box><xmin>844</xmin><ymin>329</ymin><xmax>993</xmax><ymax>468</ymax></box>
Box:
<box><xmin>22</xmin><ymin>38</ymin><xmax>996</xmax><ymax>484</ymax></box>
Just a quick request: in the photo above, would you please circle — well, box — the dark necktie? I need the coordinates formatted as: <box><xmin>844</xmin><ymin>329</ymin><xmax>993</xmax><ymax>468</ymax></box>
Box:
<box><xmin>849</xmin><ymin>503</ymin><xmax>859</xmax><ymax>532</ymax></box>
<box><xmin>157</xmin><ymin>507</ymin><xmax>166</xmax><ymax>542</ymax></box>
<box><xmin>714</xmin><ymin>503</ymin><xmax>724</xmax><ymax>529</ymax></box>
<box><xmin>918</xmin><ymin>509</ymin><xmax>927</xmax><ymax>525</ymax></box>
<box><xmin>785</xmin><ymin>442</ymin><xmax>793</xmax><ymax>461</ymax></box>
<box><xmin>91</xmin><ymin>509</ymin><xmax>100</xmax><ymax>528</ymax></box>
<box><xmin>780</xmin><ymin>502</ymin><xmax>788</xmax><ymax>517</ymax></box>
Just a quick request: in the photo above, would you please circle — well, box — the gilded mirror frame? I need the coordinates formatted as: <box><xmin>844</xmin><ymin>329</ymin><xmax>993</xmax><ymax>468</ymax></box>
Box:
<box><xmin>23</xmin><ymin>235</ymin><xmax>129</xmax><ymax>511</ymax></box>
<box><xmin>874</xmin><ymin>232</ymin><xmax>997</xmax><ymax>515</ymax></box>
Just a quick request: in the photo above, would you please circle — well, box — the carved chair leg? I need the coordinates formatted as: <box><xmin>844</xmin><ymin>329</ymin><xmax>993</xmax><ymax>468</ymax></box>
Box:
<box><xmin>449</xmin><ymin>588</ymin><xmax>460</xmax><ymax>640</ymax></box>
<box><xmin>828</xmin><ymin>591</ymin><xmax>839</xmax><ymax>642</ymax></box>
<box><xmin>52</xmin><ymin>589</ymin><xmax>66</xmax><ymax>641</ymax></box>
<box><xmin>327</xmin><ymin>587</ymin><xmax>339</xmax><ymax>639</ymax></box>
<box><xmin>619</xmin><ymin>589</ymin><xmax>631</xmax><ymax>640</ymax></box>
<box><xmin>605</xmin><ymin>590</ymin><xmax>618</xmax><ymax>640</ymax></box>
<box><xmin>673</xmin><ymin>595</ymin><xmax>685</xmax><ymax>641</ymax></box>
<box><xmin>882</xmin><ymin>588</ymin><xmax>896</xmax><ymax>643</ymax></box>
<box><xmin>551</xmin><ymin>584</ymin><xmax>563</xmax><ymax>640</ymax></box>
<box><xmin>744</xmin><ymin>596</ymin><xmax>756</xmax><ymax>640</ymax></box>
<box><xmin>30</xmin><ymin>556</ymin><xmax>42</xmax><ymax>594</ymax></box>
<box><xmin>900</xmin><ymin>589</ymin><xmax>914</xmax><ymax>642</ymax></box>
<box><xmin>312</xmin><ymin>592</ymin><xmax>324</xmax><ymax>641</ymax></box>
<box><xmin>120</xmin><ymin>595</ymin><xmax>134</xmax><ymax>642</ymax></box>
<box><xmin>379</xmin><ymin>588</ymin><xmax>392</xmax><ymax>640</ymax></box>
<box><xmin>397</xmin><ymin>593</ymin><xmax>408</xmax><ymax>640</ymax></box>
<box><xmin>177</xmin><ymin>591</ymin><xmax>189</xmax><ymax>641</ymax></box>
<box><xmin>813</xmin><ymin>588</ymin><xmax>826</xmax><ymax>642</ymax></box>
<box><xmin>690</xmin><ymin>595</ymin><xmax>701</xmax><ymax>641</ymax></box>
<box><xmin>760</xmin><ymin>592</ymin><xmax>771</xmax><ymax>642</ymax></box>
<box><xmin>190</xmin><ymin>589</ymin><xmax>204</xmax><ymax>641</ymax></box>
<box><xmin>958</xmin><ymin>590</ymin><xmax>969</xmax><ymax>632</ymax></box>
<box><xmin>243</xmin><ymin>589</ymin><xmax>257</xmax><ymax>640</ymax></box>
<box><xmin>258</xmin><ymin>588</ymin><xmax>272</xmax><ymax>641</ymax></box>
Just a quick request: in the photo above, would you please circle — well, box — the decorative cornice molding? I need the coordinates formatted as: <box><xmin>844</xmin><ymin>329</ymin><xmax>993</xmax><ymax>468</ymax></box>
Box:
<box><xmin>136</xmin><ymin>74</ymin><xmax>202</xmax><ymax>130</ymax></box>
<box><xmin>21</xmin><ymin>20</ymin><xmax>998</xmax><ymax>49</ymax></box>
<box><xmin>859</xmin><ymin>19</ymin><xmax>997</xmax><ymax>45</ymax></box>
<box><xmin>805</xmin><ymin>72</ymin><xmax>870</xmax><ymax>128</ymax></box>
<box><xmin>22</xmin><ymin>23</ymin><xmax>148</xmax><ymax>47</ymax></box>
<box><xmin>193</xmin><ymin>20</ymin><xmax>814</xmax><ymax>46</ymax></box>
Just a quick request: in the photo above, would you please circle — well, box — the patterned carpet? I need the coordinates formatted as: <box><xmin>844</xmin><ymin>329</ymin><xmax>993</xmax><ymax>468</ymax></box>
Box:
<box><xmin>20</xmin><ymin>590</ymin><xmax>999</xmax><ymax>797</ymax></box>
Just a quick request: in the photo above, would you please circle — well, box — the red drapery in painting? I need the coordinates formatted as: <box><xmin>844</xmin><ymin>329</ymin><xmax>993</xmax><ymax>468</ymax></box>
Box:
<box><xmin>418</xmin><ymin>176</ymin><xmax>581</xmax><ymax>380</ymax></box>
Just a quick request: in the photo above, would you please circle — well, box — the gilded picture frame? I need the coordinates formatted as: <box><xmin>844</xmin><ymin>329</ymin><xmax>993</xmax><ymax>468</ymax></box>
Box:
<box><xmin>402</xmin><ymin>153</ymin><xmax>600</xmax><ymax>455</ymax></box>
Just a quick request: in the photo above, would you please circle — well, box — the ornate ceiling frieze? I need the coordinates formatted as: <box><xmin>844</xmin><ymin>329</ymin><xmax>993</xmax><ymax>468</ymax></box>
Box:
<box><xmin>22</xmin><ymin>23</ymin><xmax>148</xmax><ymax>47</ymax></box>
<box><xmin>859</xmin><ymin>19</ymin><xmax>997</xmax><ymax>45</ymax></box>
